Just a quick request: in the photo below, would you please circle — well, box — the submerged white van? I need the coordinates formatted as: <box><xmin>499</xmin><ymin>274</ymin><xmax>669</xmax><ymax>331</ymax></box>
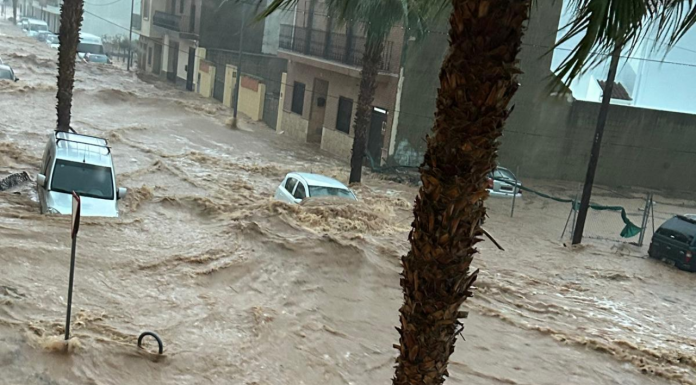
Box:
<box><xmin>77</xmin><ymin>33</ymin><xmax>105</xmax><ymax>58</ymax></box>
<box><xmin>37</xmin><ymin>131</ymin><xmax>127</xmax><ymax>217</ymax></box>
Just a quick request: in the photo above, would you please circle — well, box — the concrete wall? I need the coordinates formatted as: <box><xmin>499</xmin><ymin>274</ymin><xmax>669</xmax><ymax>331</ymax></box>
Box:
<box><xmin>321</xmin><ymin>127</ymin><xmax>352</xmax><ymax>163</ymax></box>
<box><xmin>282</xmin><ymin>112</ymin><xmax>309</xmax><ymax>142</ymax></box>
<box><xmin>276</xmin><ymin>72</ymin><xmax>287</xmax><ymax>131</ymax></box>
<box><xmin>177</xmin><ymin>39</ymin><xmax>194</xmax><ymax>82</ymax></box>
<box><xmin>505</xmin><ymin>100</ymin><xmax>696</xmax><ymax>191</ymax></box>
<box><xmin>238</xmin><ymin>76</ymin><xmax>266</xmax><ymax>121</ymax></box>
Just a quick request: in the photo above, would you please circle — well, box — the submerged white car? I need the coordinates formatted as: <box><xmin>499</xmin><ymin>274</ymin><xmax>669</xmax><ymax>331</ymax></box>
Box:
<box><xmin>274</xmin><ymin>172</ymin><xmax>356</xmax><ymax>204</ymax></box>
<box><xmin>37</xmin><ymin>131</ymin><xmax>127</xmax><ymax>217</ymax></box>
<box><xmin>487</xmin><ymin>166</ymin><xmax>522</xmax><ymax>198</ymax></box>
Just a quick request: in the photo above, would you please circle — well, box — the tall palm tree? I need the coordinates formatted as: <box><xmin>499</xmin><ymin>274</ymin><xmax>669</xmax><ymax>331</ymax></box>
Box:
<box><xmin>265</xmin><ymin>0</ymin><xmax>696</xmax><ymax>383</ymax></box>
<box><xmin>264</xmin><ymin>0</ymin><xmax>427</xmax><ymax>184</ymax></box>
<box><xmin>56</xmin><ymin>0</ymin><xmax>84</xmax><ymax>132</ymax></box>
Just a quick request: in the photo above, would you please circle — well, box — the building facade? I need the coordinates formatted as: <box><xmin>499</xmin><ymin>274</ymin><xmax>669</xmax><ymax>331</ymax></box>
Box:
<box><xmin>137</xmin><ymin>0</ymin><xmax>200</xmax><ymax>89</ymax></box>
<box><xmin>277</xmin><ymin>0</ymin><xmax>405</xmax><ymax>165</ymax></box>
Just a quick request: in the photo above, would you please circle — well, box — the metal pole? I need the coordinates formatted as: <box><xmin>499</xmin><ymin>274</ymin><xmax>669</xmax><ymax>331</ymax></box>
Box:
<box><xmin>638</xmin><ymin>192</ymin><xmax>650</xmax><ymax>246</ymax></box>
<box><xmin>127</xmin><ymin>0</ymin><xmax>135</xmax><ymax>71</ymax></box>
<box><xmin>571</xmin><ymin>189</ymin><xmax>579</xmax><ymax>240</ymax></box>
<box><xmin>231</xmin><ymin>6</ymin><xmax>245</xmax><ymax>125</ymax></box>
<box><xmin>64</xmin><ymin>234</ymin><xmax>77</xmax><ymax>340</ymax></box>
<box><xmin>510</xmin><ymin>165</ymin><xmax>520</xmax><ymax>218</ymax></box>
<box><xmin>651</xmin><ymin>193</ymin><xmax>655</xmax><ymax>235</ymax></box>
<box><xmin>561</xmin><ymin>205</ymin><xmax>573</xmax><ymax>240</ymax></box>
<box><xmin>572</xmin><ymin>43</ymin><xmax>622</xmax><ymax>244</ymax></box>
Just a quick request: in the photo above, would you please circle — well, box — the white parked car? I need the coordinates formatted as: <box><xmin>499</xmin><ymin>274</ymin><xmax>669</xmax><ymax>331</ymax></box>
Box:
<box><xmin>274</xmin><ymin>172</ymin><xmax>356</xmax><ymax>204</ymax></box>
<box><xmin>37</xmin><ymin>131</ymin><xmax>127</xmax><ymax>217</ymax></box>
<box><xmin>25</xmin><ymin>19</ymin><xmax>48</xmax><ymax>37</ymax></box>
<box><xmin>487</xmin><ymin>166</ymin><xmax>522</xmax><ymax>198</ymax></box>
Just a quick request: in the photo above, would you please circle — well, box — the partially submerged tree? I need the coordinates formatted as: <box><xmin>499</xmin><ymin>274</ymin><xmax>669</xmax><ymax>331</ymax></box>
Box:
<box><xmin>56</xmin><ymin>0</ymin><xmax>84</xmax><ymax>132</ymax></box>
<box><xmin>265</xmin><ymin>0</ymin><xmax>696</xmax><ymax>383</ymax></box>
<box><xmin>263</xmin><ymin>0</ymin><xmax>429</xmax><ymax>184</ymax></box>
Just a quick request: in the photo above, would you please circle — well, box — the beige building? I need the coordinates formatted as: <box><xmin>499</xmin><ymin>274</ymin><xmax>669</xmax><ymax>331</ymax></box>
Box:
<box><xmin>136</xmin><ymin>0</ymin><xmax>200</xmax><ymax>90</ymax></box>
<box><xmin>277</xmin><ymin>0</ymin><xmax>405</xmax><ymax>165</ymax></box>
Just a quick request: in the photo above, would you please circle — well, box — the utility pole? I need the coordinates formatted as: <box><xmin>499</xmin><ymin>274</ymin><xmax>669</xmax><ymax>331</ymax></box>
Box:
<box><xmin>230</xmin><ymin>5</ymin><xmax>245</xmax><ymax>128</ymax></box>
<box><xmin>572</xmin><ymin>43</ymin><xmax>622</xmax><ymax>245</ymax></box>
<box><xmin>127</xmin><ymin>0</ymin><xmax>135</xmax><ymax>71</ymax></box>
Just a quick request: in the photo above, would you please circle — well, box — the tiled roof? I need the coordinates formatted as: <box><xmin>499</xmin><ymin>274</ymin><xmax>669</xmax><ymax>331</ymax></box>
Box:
<box><xmin>598</xmin><ymin>80</ymin><xmax>632</xmax><ymax>101</ymax></box>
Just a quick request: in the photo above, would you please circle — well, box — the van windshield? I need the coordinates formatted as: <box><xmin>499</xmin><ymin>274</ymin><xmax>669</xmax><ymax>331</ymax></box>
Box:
<box><xmin>30</xmin><ymin>24</ymin><xmax>48</xmax><ymax>32</ymax></box>
<box><xmin>51</xmin><ymin>160</ymin><xmax>114</xmax><ymax>200</ymax></box>
<box><xmin>78</xmin><ymin>42</ymin><xmax>104</xmax><ymax>54</ymax></box>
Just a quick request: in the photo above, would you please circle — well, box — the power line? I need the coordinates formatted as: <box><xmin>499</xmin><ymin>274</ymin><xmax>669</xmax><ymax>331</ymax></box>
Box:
<box><xmin>84</xmin><ymin>0</ymin><xmax>125</xmax><ymax>7</ymax></box>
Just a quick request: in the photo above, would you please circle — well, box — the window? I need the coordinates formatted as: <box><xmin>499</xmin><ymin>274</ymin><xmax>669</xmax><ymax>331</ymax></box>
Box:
<box><xmin>291</xmin><ymin>82</ymin><xmax>305</xmax><ymax>115</ymax></box>
<box><xmin>493</xmin><ymin>168</ymin><xmax>516</xmax><ymax>182</ymax></box>
<box><xmin>285</xmin><ymin>177</ymin><xmax>298</xmax><ymax>194</ymax></box>
<box><xmin>143</xmin><ymin>0</ymin><xmax>150</xmax><ymax>19</ymax></box>
<box><xmin>336</xmin><ymin>97</ymin><xmax>353</xmax><ymax>134</ymax></box>
<box><xmin>180</xmin><ymin>0</ymin><xmax>185</xmax><ymax>13</ymax></box>
<box><xmin>51</xmin><ymin>160</ymin><xmax>114</xmax><ymax>200</ymax></box>
<box><xmin>309</xmin><ymin>186</ymin><xmax>355</xmax><ymax>200</ymax></box>
<box><xmin>148</xmin><ymin>47</ymin><xmax>153</xmax><ymax>65</ymax></box>
<box><xmin>293</xmin><ymin>183</ymin><xmax>307</xmax><ymax>200</ymax></box>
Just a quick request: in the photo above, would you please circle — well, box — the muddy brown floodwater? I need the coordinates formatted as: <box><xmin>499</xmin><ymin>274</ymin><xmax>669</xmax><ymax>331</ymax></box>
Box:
<box><xmin>2</xmin><ymin>19</ymin><xmax>696</xmax><ymax>385</ymax></box>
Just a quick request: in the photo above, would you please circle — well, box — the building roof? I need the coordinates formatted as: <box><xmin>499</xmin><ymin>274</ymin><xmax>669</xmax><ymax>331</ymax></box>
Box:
<box><xmin>293</xmin><ymin>172</ymin><xmax>349</xmax><ymax>189</ymax></box>
<box><xmin>597</xmin><ymin>80</ymin><xmax>632</xmax><ymax>101</ymax></box>
<box><xmin>54</xmin><ymin>132</ymin><xmax>112</xmax><ymax>167</ymax></box>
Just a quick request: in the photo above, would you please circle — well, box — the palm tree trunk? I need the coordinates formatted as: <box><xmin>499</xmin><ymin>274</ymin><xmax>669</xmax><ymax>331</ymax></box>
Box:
<box><xmin>349</xmin><ymin>30</ymin><xmax>384</xmax><ymax>184</ymax></box>
<box><xmin>55</xmin><ymin>0</ymin><xmax>84</xmax><ymax>132</ymax></box>
<box><xmin>392</xmin><ymin>0</ymin><xmax>529</xmax><ymax>383</ymax></box>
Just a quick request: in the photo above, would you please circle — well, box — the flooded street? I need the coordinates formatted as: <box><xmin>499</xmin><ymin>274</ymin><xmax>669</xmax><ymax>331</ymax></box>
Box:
<box><xmin>2</xmin><ymin>19</ymin><xmax>696</xmax><ymax>385</ymax></box>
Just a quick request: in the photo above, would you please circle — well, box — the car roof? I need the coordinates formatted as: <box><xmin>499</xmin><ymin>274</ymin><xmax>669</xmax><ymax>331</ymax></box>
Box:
<box><xmin>80</xmin><ymin>32</ymin><xmax>102</xmax><ymax>43</ymax></box>
<box><xmin>290</xmin><ymin>172</ymin><xmax>349</xmax><ymax>189</ymax></box>
<box><xmin>28</xmin><ymin>19</ymin><xmax>48</xmax><ymax>25</ymax></box>
<box><xmin>0</xmin><ymin>64</ymin><xmax>12</xmax><ymax>71</ymax></box>
<box><xmin>53</xmin><ymin>132</ymin><xmax>113</xmax><ymax>168</ymax></box>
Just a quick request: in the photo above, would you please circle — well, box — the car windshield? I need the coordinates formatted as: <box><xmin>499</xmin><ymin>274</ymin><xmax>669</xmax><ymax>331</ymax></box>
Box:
<box><xmin>30</xmin><ymin>24</ymin><xmax>48</xmax><ymax>32</ymax></box>
<box><xmin>0</xmin><ymin>69</ymin><xmax>12</xmax><ymax>80</ymax></box>
<box><xmin>78</xmin><ymin>42</ymin><xmax>104</xmax><ymax>54</ymax></box>
<box><xmin>309</xmin><ymin>186</ymin><xmax>355</xmax><ymax>200</ymax></box>
<box><xmin>493</xmin><ymin>168</ymin><xmax>516</xmax><ymax>181</ymax></box>
<box><xmin>51</xmin><ymin>159</ymin><xmax>114</xmax><ymax>200</ymax></box>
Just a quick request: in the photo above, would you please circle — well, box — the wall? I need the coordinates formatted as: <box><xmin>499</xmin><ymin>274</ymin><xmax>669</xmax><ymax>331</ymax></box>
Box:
<box><xmin>320</xmin><ymin>127</ymin><xmax>352</xmax><ymax>163</ymax></box>
<box><xmin>238</xmin><ymin>76</ymin><xmax>266</xmax><ymax>121</ymax></box>
<box><xmin>282</xmin><ymin>112</ymin><xmax>309</xmax><ymax>142</ymax></box>
<box><xmin>262</xmin><ymin>2</ymin><xmax>294</xmax><ymax>55</ymax></box>
<box><xmin>509</xmin><ymin>101</ymin><xmax>696</xmax><ymax>191</ymax></box>
<box><xmin>199</xmin><ymin>1</ymin><xmax>265</xmax><ymax>54</ymax></box>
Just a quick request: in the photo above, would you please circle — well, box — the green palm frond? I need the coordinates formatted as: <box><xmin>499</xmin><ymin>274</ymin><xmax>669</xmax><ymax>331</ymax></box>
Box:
<box><xmin>556</xmin><ymin>0</ymin><xmax>696</xmax><ymax>83</ymax></box>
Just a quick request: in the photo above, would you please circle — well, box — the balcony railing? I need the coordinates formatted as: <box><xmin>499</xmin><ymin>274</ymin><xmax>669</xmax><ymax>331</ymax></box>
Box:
<box><xmin>132</xmin><ymin>13</ymin><xmax>142</xmax><ymax>31</ymax></box>
<box><xmin>152</xmin><ymin>10</ymin><xmax>198</xmax><ymax>39</ymax></box>
<box><xmin>153</xmin><ymin>10</ymin><xmax>181</xmax><ymax>31</ymax></box>
<box><xmin>279</xmin><ymin>24</ymin><xmax>395</xmax><ymax>73</ymax></box>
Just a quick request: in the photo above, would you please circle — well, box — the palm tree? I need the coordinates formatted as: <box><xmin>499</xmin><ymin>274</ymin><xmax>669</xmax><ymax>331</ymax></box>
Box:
<box><xmin>265</xmin><ymin>0</ymin><xmax>696</xmax><ymax>383</ymax></box>
<box><xmin>56</xmin><ymin>0</ymin><xmax>84</xmax><ymax>132</ymax></box>
<box><xmin>264</xmin><ymin>0</ymin><xmax>427</xmax><ymax>184</ymax></box>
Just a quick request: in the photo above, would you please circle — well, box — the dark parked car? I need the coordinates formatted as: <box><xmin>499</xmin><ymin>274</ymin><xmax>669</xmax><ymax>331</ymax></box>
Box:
<box><xmin>649</xmin><ymin>215</ymin><xmax>696</xmax><ymax>271</ymax></box>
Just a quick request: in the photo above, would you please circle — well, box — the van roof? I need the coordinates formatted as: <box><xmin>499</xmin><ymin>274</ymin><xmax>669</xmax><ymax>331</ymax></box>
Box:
<box><xmin>54</xmin><ymin>132</ymin><xmax>113</xmax><ymax>168</ymax></box>
<box><xmin>80</xmin><ymin>32</ymin><xmax>102</xmax><ymax>42</ymax></box>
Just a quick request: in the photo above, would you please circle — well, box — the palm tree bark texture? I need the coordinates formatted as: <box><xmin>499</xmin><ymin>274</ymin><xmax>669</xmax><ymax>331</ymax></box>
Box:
<box><xmin>56</xmin><ymin>0</ymin><xmax>84</xmax><ymax>132</ymax></box>
<box><xmin>392</xmin><ymin>0</ymin><xmax>529</xmax><ymax>384</ymax></box>
<box><xmin>349</xmin><ymin>29</ymin><xmax>385</xmax><ymax>184</ymax></box>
